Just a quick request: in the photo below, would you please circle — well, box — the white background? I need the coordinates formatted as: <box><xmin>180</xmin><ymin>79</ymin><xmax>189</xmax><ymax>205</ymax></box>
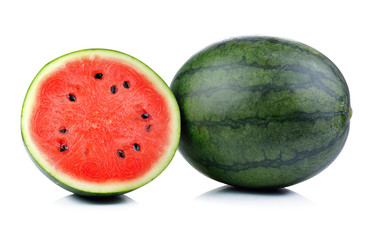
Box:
<box><xmin>1</xmin><ymin>0</ymin><xmax>370</xmax><ymax>239</ymax></box>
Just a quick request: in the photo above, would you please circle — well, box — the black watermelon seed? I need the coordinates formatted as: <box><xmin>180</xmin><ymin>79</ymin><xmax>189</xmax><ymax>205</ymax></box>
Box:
<box><xmin>68</xmin><ymin>94</ymin><xmax>76</xmax><ymax>101</ymax></box>
<box><xmin>60</xmin><ymin>145</ymin><xmax>68</xmax><ymax>152</ymax></box>
<box><xmin>59</xmin><ymin>128</ymin><xmax>67</xmax><ymax>133</ymax></box>
<box><xmin>94</xmin><ymin>73</ymin><xmax>103</xmax><ymax>79</ymax></box>
<box><xmin>123</xmin><ymin>81</ymin><xmax>130</xmax><ymax>88</ymax></box>
<box><xmin>133</xmin><ymin>144</ymin><xmax>140</xmax><ymax>151</ymax></box>
<box><xmin>117</xmin><ymin>149</ymin><xmax>125</xmax><ymax>158</ymax></box>
<box><xmin>111</xmin><ymin>85</ymin><xmax>117</xmax><ymax>94</ymax></box>
<box><xmin>141</xmin><ymin>113</ymin><xmax>149</xmax><ymax>119</ymax></box>
<box><xmin>146</xmin><ymin>125</ymin><xmax>151</xmax><ymax>132</ymax></box>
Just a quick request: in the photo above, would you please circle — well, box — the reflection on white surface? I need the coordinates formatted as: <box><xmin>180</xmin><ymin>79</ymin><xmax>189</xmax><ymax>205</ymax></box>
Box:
<box><xmin>54</xmin><ymin>194</ymin><xmax>137</xmax><ymax>206</ymax></box>
<box><xmin>196</xmin><ymin>186</ymin><xmax>313</xmax><ymax>208</ymax></box>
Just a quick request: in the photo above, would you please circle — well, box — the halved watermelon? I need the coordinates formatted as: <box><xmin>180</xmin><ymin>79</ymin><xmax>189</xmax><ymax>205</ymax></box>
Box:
<box><xmin>21</xmin><ymin>49</ymin><xmax>180</xmax><ymax>197</ymax></box>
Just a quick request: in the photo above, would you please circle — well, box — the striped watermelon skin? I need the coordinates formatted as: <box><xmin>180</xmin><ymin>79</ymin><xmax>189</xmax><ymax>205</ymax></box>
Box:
<box><xmin>171</xmin><ymin>36</ymin><xmax>351</xmax><ymax>189</ymax></box>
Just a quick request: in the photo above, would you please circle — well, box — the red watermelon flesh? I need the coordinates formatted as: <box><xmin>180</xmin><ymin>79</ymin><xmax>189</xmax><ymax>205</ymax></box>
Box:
<box><xmin>21</xmin><ymin>49</ymin><xmax>180</xmax><ymax>196</ymax></box>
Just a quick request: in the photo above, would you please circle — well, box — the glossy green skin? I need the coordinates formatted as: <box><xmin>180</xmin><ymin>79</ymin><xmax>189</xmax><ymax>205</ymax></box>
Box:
<box><xmin>171</xmin><ymin>37</ymin><xmax>351</xmax><ymax>189</ymax></box>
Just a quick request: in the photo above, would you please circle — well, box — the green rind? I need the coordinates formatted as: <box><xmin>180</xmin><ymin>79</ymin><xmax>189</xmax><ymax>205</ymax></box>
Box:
<box><xmin>21</xmin><ymin>49</ymin><xmax>180</xmax><ymax>197</ymax></box>
<box><xmin>171</xmin><ymin>36</ymin><xmax>351</xmax><ymax>189</ymax></box>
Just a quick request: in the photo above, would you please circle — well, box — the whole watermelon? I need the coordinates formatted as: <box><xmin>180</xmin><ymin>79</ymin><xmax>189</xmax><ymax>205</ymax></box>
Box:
<box><xmin>171</xmin><ymin>36</ymin><xmax>351</xmax><ymax>189</ymax></box>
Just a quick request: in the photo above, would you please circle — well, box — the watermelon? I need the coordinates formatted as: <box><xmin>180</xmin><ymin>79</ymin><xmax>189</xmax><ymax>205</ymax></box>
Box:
<box><xmin>171</xmin><ymin>36</ymin><xmax>351</xmax><ymax>189</ymax></box>
<box><xmin>21</xmin><ymin>49</ymin><xmax>180</xmax><ymax>196</ymax></box>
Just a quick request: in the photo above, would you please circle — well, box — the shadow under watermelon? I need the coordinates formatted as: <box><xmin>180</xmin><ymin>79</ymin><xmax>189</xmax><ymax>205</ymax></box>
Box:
<box><xmin>196</xmin><ymin>186</ymin><xmax>313</xmax><ymax>207</ymax></box>
<box><xmin>54</xmin><ymin>193</ymin><xmax>137</xmax><ymax>206</ymax></box>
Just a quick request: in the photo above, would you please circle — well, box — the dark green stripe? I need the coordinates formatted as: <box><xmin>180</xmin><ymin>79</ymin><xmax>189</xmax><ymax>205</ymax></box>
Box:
<box><xmin>283</xmin><ymin>123</ymin><xmax>350</xmax><ymax>187</ymax></box>
<box><xmin>174</xmin><ymin>37</ymin><xmax>349</xmax><ymax>100</ymax></box>
<box><xmin>175</xmin><ymin>57</ymin><xmax>345</xmax><ymax>102</ymax></box>
<box><xmin>188</xmin><ymin>111</ymin><xmax>346</xmax><ymax>129</ymax></box>
<box><xmin>192</xmin><ymin>122</ymin><xmax>349</xmax><ymax>172</ymax></box>
<box><xmin>212</xmin><ymin>37</ymin><xmax>346</xmax><ymax>91</ymax></box>
<box><xmin>263</xmin><ymin>37</ymin><xmax>347</xmax><ymax>87</ymax></box>
<box><xmin>177</xmin><ymin>76</ymin><xmax>341</xmax><ymax>102</ymax></box>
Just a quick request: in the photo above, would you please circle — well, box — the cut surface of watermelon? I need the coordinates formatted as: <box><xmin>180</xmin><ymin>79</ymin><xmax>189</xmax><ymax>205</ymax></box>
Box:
<box><xmin>21</xmin><ymin>49</ymin><xmax>180</xmax><ymax>196</ymax></box>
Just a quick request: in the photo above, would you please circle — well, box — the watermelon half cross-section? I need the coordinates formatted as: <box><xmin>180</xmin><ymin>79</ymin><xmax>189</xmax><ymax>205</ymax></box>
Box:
<box><xmin>21</xmin><ymin>49</ymin><xmax>180</xmax><ymax>197</ymax></box>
